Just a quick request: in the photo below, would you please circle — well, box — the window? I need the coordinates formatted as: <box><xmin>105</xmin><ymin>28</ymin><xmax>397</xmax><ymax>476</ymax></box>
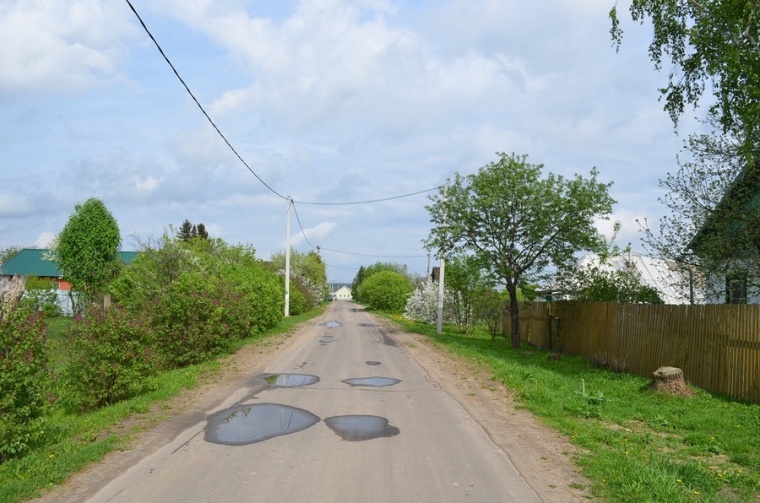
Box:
<box><xmin>726</xmin><ymin>275</ymin><xmax>748</xmax><ymax>304</ymax></box>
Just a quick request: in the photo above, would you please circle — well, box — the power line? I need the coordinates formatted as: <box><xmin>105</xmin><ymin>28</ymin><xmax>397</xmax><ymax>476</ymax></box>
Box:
<box><xmin>291</xmin><ymin>201</ymin><xmax>316</xmax><ymax>248</ymax></box>
<box><xmin>295</xmin><ymin>186</ymin><xmax>442</xmax><ymax>205</ymax></box>
<box><xmin>320</xmin><ymin>246</ymin><xmax>426</xmax><ymax>259</ymax></box>
<box><xmin>124</xmin><ymin>0</ymin><xmax>287</xmax><ymax>201</ymax></box>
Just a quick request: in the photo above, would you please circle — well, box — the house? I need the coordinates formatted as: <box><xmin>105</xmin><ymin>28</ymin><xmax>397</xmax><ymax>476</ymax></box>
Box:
<box><xmin>576</xmin><ymin>251</ymin><xmax>704</xmax><ymax>305</ymax></box>
<box><xmin>0</xmin><ymin>248</ymin><xmax>138</xmax><ymax>290</ymax></box>
<box><xmin>330</xmin><ymin>285</ymin><xmax>353</xmax><ymax>301</ymax></box>
<box><xmin>689</xmin><ymin>162</ymin><xmax>760</xmax><ymax>304</ymax></box>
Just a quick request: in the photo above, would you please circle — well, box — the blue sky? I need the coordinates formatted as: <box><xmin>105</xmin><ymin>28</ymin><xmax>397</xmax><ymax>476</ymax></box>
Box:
<box><xmin>0</xmin><ymin>0</ymin><xmax>705</xmax><ymax>283</ymax></box>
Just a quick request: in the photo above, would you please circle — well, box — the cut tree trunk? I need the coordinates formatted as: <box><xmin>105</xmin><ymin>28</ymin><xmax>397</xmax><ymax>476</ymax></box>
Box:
<box><xmin>649</xmin><ymin>366</ymin><xmax>693</xmax><ymax>397</ymax></box>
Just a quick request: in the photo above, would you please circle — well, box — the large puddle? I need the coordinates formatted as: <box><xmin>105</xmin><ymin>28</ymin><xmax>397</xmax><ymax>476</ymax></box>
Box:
<box><xmin>323</xmin><ymin>320</ymin><xmax>341</xmax><ymax>328</ymax></box>
<box><xmin>205</xmin><ymin>403</ymin><xmax>320</xmax><ymax>445</ymax></box>
<box><xmin>342</xmin><ymin>377</ymin><xmax>401</xmax><ymax>387</ymax></box>
<box><xmin>262</xmin><ymin>373</ymin><xmax>319</xmax><ymax>387</ymax></box>
<box><xmin>324</xmin><ymin>415</ymin><xmax>400</xmax><ymax>441</ymax></box>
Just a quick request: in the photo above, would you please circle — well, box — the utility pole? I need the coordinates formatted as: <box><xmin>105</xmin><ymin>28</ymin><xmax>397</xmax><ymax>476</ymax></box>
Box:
<box><xmin>426</xmin><ymin>252</ymin><xmax>431</xmax><ymax>281</ymax></box>
<box><xmin>436</xmin><ymin>184</ymin><xmax>448</xmax><ymax>335</ymax></box>
<box><xmin>285</xmin><ymin>197</ymin><xmax>292</xmax><ymax>317</ymax></box>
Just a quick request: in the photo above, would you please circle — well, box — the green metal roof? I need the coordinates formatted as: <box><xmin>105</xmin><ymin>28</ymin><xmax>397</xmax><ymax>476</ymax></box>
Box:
<box><xmin>1</xmin><ymin>249</ymin><xmax>138</xmax><ymax>278</ymax></box>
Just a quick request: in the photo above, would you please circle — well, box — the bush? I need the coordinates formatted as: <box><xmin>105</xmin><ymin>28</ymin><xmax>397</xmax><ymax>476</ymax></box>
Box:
<box><xmin>221</xmin><ymin>261</ymin><xmax>283</xmax><ymax>333</ymax></box>
<box><xmin>0</xmin><ymin>308</ymin><xmax>49</xmax><ymax>463</ymax></box>
<box><xmin>359</xmin><ymin>270</ymin><xmax>414</xmax><ymax>313</ymax></box>
<box><xmin>404</xmin><ymin>281</ymin><xmax>456</xmax><ymax>324</ymax></box>
<box><xmin>149</xmin><ymin>272</ymin><xmax>249</xmax><ymax>368</ymax></box>
<box><xmin>287</xmin><ymin>277</ymin><xmax>312</xmax><ymax>316</ymax></box>
<box><xmin>63</xmin><ymin>306</ymin><xmax>159</xmax><ymax>410</ymax></box>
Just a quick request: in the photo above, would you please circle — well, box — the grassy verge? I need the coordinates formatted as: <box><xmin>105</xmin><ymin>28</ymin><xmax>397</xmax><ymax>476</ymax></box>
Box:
<box><xmin>0</xmin><ymin>307</ymin><xmax>324</xmax><ymax>503</ymax></box>
<box><xmin>387</xmin><ymin>315</ymin><xmax>760</xmax><ymax>503</ymax></box>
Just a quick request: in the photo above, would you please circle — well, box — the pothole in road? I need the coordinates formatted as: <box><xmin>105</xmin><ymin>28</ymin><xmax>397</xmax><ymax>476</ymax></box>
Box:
<box><xmin>342</xmin><ymin>377</ymin><xmax>400</xmax><ymax>387</ymax></box>
<box><xmin>323</xmin><ymin>320</ymin><xmax>341</xmax><ymax>328</ymax></box>
<box><xmin>205</xmin><ymin>403</ymin><xmax>320</xmax><ymax>445</ymax></box>
<box><xmin>324</xmin><ymin>415</ymin><xmax>400</xmax><ymax>441</ymax></box>
<box><xmin>365</xmin><ymin>361</ymin><xmax>381</xmax><ymax>366</ymax></box>
<box><xmin>319</xmin><ymin>336</ymin><xmax>337</xmax><ymax>345</ymax></box>
<box><xmin>261</xmin><ymin>373</ymin><xmax>320</xmax><ymax>387</ymax></box>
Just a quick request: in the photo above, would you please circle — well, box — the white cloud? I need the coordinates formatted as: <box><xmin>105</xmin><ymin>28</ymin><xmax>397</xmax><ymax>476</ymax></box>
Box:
<box><xmin>0</xmin><ymin>0</ymin><xmax>134</xmax><ymax>93</ymax></box>
<box><xmin>33</xmin><ymin>232</ymin><xmax>56</xmax><ymax>248</ymax></box>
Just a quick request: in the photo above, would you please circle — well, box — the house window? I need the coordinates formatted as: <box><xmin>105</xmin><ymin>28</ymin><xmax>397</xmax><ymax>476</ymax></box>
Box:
<box><xmin>726</xmin><ymin>275</ymin><xmax>748</xmax><ymax>304</ymax></box>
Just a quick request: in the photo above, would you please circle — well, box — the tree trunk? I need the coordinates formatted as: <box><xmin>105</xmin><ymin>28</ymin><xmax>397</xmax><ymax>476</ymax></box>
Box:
<box><xmin>508</xmin><ymin>285</ymin><xmax>520</xmax><ymax>349</ymax></box>
<box><xmin>650</xmin><ymin>366</ymin><xmax>693</xmax><ymax>396</ymax></box>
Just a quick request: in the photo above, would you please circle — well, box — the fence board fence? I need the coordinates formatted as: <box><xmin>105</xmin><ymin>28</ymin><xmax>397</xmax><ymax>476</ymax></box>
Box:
<box><xmin>506</xmin><ymin>302</ymin><xmax>760</xmax><ymax>404</ymax></box>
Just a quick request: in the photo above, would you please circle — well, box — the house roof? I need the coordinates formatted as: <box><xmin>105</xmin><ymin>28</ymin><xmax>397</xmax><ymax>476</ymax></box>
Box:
<box><xmin>1</xmin><ymin>248</ymin><xmax>138</xmax><ymax>278</ymax></box>
<box><xmin>690</xmin><ymin>161</ymin><xmax>760</xmax><ymax>253</ymax></box>
<box><xmin>579</xmin><ymin>252</ymin><xmax>703</xmax><ymax>305</ymax></box>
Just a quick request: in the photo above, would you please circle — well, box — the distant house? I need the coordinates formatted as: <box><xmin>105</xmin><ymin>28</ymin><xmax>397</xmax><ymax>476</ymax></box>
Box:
<box><xmin>0</xmin><ymin>248</ymin><xmax>138</xmax><ymax>291</ymax></box>
<box><xmin>577</xmin><ymin>251</ymin><xmax>703</xmax><ymax>305</ymax></box>
<box><xmin>689</xmin><ymin>162</ymin><xmax>760</xmax><ymax>304</ymax></box>
<box><xmin>330</xmin><ymin>285</ymin><xmax>353</xmax><ymax>301</ymax></box>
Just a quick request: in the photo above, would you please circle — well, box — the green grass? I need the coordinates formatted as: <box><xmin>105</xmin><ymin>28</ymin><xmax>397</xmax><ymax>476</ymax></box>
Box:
<box><xmin>0</xmin><ymin>307</ymin><xmax>324</xmax><ymax>503</ymax></box>
<box><xmin>387</xmin><ymin>315</ymin><xmax>760</xmax><ymax>503</ymax></box>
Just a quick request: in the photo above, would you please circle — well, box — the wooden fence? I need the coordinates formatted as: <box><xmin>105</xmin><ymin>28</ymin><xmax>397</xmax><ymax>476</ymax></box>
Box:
<box><xmin>507</xmin><ymin>302</ymin><xmax>760</xmax><ymax>404</ymax></box>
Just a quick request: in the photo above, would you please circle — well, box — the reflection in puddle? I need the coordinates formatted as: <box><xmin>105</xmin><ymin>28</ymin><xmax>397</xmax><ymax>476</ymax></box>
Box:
<box><xmin>323</xmin><ymin>320</ymin><xmax>341</xmax><ymax>328</ymax></box>
<box><xmin>342</xmin><ymin>377</ymin><xmax>400</xmax><ymax>387</ymax></box>
<box><xmin>263</xmin><ymin>373</ymin><xmax>319</xmax><ymax>387</ymax></box>
<box><xmin>365</xmin><ymin>361</ymin><xmax>381</xmax><ymax>366</ymax></box>
<box><xmin>324</xmin><ymin>415</ymin><xmax>400</xmax><ymax>441</ymax></box>
<box><xmin>205</xmin><ymin>403</ymin><xmax>320</xmax><ymax>445</ymax></box>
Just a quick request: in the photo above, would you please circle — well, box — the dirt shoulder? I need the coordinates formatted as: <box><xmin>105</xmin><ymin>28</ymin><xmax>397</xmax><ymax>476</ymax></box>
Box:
<box><xmin>35</xmin><ymin>311</ymin><xmax>591</xmax><ymax>503</ymax></box>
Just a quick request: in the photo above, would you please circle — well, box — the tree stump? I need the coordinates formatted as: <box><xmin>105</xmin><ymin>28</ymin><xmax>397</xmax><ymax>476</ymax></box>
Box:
<box><xmin>649</xmin><ymin>366</ymin><xmax>693</xmax><ymax>397</ymax></box>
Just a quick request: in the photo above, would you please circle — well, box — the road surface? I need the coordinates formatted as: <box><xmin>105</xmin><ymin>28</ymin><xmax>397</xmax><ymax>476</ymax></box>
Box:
<box><xmin>84</xmin><ymin>301</ymin><xmax>542</xmax><ymax>502</ymax></box>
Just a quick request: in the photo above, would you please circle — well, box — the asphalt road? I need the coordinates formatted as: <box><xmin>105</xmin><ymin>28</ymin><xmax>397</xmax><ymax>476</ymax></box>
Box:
<box><xmin>86</xmin><ymin>301</ymin><xmax>541</xmax><ymax>503</ymax></box>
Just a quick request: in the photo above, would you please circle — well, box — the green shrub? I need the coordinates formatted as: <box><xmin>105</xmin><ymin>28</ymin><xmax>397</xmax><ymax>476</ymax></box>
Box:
<box><xmin>149</xmin><ymin>272</ymin><xmax>249</xmax><ymax>368</ymax></box>
<box><xmin>63</xmin><ymin>306</ymin><xmax>159</xmax><ymax>410</ymax></box>
<box><xmin>221</xmin><ymin>261</ymin><xmax>283</xmax><ymax>333</ymax></box>
<box><xmin>287</xmin><ymin>277</ymin><xmax>312</xmax><ymax>316</ymax></box>
<box><xmin>0</xmin><ymin>308</ymin><xmax>49</xmax><ymax>463</ymax></box>
<box><xmin>20</xmin><ymin>277</ymin><xmax>62</xmax><ymax>318</ymax></box>
<box><xmin>359</xmin><ymin>270</ymin><xmax>414</xmax><ymax>313</ymax></box>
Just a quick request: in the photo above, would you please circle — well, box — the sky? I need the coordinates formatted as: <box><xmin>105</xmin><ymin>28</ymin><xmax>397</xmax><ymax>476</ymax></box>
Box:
<box><xmin>0</xmin><ymin>0</ymin><xmax>707</xmax><ymax>283</ymax></box>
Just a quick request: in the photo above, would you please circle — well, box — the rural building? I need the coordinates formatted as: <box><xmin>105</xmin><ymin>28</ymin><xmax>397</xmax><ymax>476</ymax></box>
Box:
<box><xmin>576</xmin><ymin>251</ymin><xmax>703</xmax><ymax>305</ymax></box>
<box><xmin>330</xmin><ymin>285</ymin><xmax>353</xmax><ymax>301</ymax></box>
<box><xmin>689</xmin><ymin>162</ymin><xmax>760</xmax><ymax>304</ymax></box>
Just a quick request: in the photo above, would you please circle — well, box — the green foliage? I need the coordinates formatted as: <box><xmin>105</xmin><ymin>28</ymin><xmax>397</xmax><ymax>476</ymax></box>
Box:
<box><xmin>54</xmin><ymin>198</ymin><xmax>121</xmax><ymax>311</ymax></box>
<box><xmin>425</xmin><ymin>152</ymin><xmax>615</xmax><ymax>348</ymax></box>
<box><xmin>63</xmin><ymin>307</ymin><xmax>159</xmax><ymax>410</ymax></box>
<box><xmin>147</xmin><ymin>272</ymin><xmax>249</xmax><ymax>368</ymax></box>
<box><xmin>610</xmin><ymin>0</ymin><xmax>760</xmax><ymax>152</ymax></box>
<box><xmin>358</xmin><ymin>270</ymin><xmax>413</xmax><ymax>313</ymax></box>
<box><xmin>352</xmin><ymin>262</ymin><xmax>408</xmax><ymax>302</ymax></box>
<box><xmin>0</xmin><ymin>309</ymin><xmax>49</xmax><ymax>463</ymax></box>
<box><xmin>473</xmin><ymin>288</ymin><xmax>506</xmax><ymax>340</ymax></box>
<box><xmin>109</xmin><ymin>231</ymin><xmax>282</xmax><ymax>369</ymax></box>
<box><xmin>19</xmin><ymin>277</ymin><xmax>62</xmax><ymax>318</ymax></box>
<box><xmin>220</xmin><ymin>261</ymin><xmax>283</xmax><ymax>335</ymax></box>
<box><xmin>573</xmin><ymin>268</ymin><xmax>664</xmax><ymax>304</ymax></box>
<box><xmin>446</xmin><ymin>255</ymin><xmax>494</xmax><ymax>333</ymax></box>
<box><xmin>270</xmin><ymin>249</ymin><xmax>327</xmax><ymax>306</ymax></box>
<box><xmin>287</xmin><ymin>277</ymin><xmax>313</xmax><ymax>316</ymax></box>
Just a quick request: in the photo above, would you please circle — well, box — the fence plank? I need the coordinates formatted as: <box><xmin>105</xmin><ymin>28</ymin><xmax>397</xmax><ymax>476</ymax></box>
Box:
<box><xmin>515</xmin><ymin>302</ymin><xmax>760</xmax><ymax>404</ymax></box>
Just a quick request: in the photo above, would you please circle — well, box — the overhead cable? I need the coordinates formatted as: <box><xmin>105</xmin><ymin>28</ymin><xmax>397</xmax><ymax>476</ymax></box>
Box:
<box><xmin>295</xmin><ymin>186</ymin><xmax>442</xmax><ymax>205</ymax></box>
<box><xmin>319</xmin><ymin>246</ymin><xmax>427</xmax><ymax>259</ymax></box>
<box><xmin>291</xmin><ymin>202</ymin><xmax>316</xmax><ymax>248</ymax></box>
<box><xmin>124</xmin><ymin>0</ymin><xmax>287</xmax><ymax>200</ymax></box>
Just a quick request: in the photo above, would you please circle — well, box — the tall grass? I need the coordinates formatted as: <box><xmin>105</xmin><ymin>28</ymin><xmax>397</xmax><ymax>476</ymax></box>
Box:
<box><xmin>389</xmin><ymin>315</ymin><xmax>760</xmax><ymax>503</ymax></box>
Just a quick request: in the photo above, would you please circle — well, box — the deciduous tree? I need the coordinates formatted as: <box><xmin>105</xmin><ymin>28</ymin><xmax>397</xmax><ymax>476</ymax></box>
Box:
<box><xmin>55</xmin><ymin>198</ymin><xmax>121</xmax><ymax>311</ymax></box>
<box><xmin>425</xmin><ymin>152</ymin><xmax>615</xmax><ymax>348</ymax></box>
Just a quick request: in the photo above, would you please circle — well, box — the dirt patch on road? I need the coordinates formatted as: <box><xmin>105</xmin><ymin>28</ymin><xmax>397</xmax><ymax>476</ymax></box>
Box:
<box><xmin>35</xmin><ymin>311</ymin><xmax>591</xmax><ymax>503</ymax></box>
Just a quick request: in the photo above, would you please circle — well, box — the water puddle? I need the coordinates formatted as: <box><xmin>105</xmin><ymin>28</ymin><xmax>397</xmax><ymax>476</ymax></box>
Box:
<box><xmin>319</xmin><ymin>335</ymin><xmax>337</xmax><ymax>345</ymax></box>
<box><xmin>324</xmin><ymin>415</ymin><xmax>400</xmax><ymax>441</ymax></box>
<box><xmin>342</xmin><ymin>377</ymin><xmax>400</xmax><ymax>387</ymax></box>
<box><xmin>205</xmin><ymin>403</ymin><xmax>320</xmax><ymax>445</ymax></box>
<box><xmin>262</xmin><ymin>373</ymin><xmax>319</xmax><ymax>387</ymax></box>
<box><xmin>365</xmin><ymin>361</ymin><xmax>381</xmax><ymax>366</ymax></box>
<box><xmin>323</xmin><ymin>320</ymin><xmax>341</xmax><ymax>328</ymax></box>
<box><xmin>378</xmin><ymin>330</ymin><xmax>397</xmax><ymax>347</ymax></box>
